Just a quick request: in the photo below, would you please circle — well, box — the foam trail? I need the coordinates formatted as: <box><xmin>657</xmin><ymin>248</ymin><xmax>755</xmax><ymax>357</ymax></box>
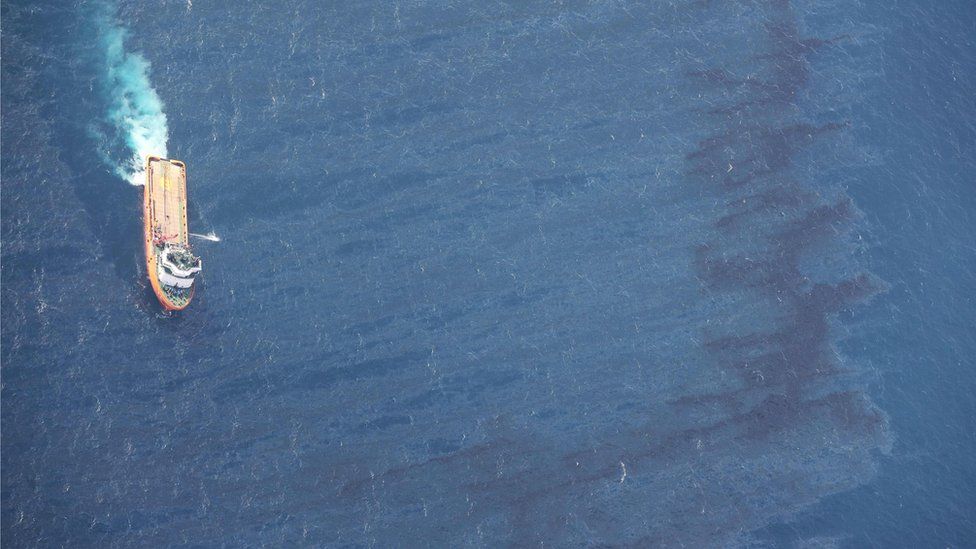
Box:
<box><xmin>97</xmin><ymin>8</ymin><xmax>168</xmax><ymax>186</ymax></box>
<box><xmin>190</xmin><ymin>232</ymin><xmax>221</xmax><ymax>242</ymax></box>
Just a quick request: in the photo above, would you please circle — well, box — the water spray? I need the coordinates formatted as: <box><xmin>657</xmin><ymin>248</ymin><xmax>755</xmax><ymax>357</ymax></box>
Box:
<box><xmin>190</xmin><ymin>232</ymin><xmax>221</xmax><ymax>242</ymax></box>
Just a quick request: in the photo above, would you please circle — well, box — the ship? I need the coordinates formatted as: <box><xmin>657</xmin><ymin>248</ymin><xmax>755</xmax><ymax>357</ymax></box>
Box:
<box><xmin>143</xmin><ymin>156</ymin><xmax>201</xmax><ymax>310</ymax></box>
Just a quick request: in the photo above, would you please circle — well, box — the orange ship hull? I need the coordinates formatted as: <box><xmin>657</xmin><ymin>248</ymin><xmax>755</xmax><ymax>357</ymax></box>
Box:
<box><xmin>144</xmin><ymin>156</ymin><xmax>195</xmax><ymax>311</ymax></box>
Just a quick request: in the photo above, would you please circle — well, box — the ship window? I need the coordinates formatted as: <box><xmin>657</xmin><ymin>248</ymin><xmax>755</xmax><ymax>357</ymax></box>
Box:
<box><xmin>162</xmin><ymin>263</ymin><xmax>197</xmax><ymax>279</ymax></box>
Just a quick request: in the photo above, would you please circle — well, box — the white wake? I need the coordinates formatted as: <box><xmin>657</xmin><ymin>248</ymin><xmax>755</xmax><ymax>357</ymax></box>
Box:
<box><xmin>97</xmin><ymin>9</ymin><xmax>168</xmax><ymax>186</ymax></box>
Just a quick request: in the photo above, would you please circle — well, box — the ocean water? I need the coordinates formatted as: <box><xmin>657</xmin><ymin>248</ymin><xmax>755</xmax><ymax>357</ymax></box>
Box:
<box><xmin>1</xmin><ymin>0</ymin><xmax>973</xmax><ymax>546</ymax></box>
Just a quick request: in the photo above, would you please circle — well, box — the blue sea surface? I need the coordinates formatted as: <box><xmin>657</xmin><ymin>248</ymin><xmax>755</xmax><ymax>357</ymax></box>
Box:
<box><xmin>2</xmin><ymin>0</ymin><xmax>973</xmax><ymax>546</ymax></box>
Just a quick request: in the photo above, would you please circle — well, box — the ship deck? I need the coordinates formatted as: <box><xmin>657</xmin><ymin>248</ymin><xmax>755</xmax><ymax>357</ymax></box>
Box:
<box><xmin>146</xmin><ymin>158</ymin><xmax>188</xmax><ymax>246</ymax></box>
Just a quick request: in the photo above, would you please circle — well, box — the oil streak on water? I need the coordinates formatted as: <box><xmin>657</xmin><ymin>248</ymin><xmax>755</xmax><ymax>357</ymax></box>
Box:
<box><xmin>2</xmin><ymin>0</ymin><xmax>974</xmax><ymax>547</ymax></box>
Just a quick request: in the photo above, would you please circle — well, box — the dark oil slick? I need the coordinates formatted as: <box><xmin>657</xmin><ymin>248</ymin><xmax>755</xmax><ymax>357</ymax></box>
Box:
<box><xmin>3</xmin><ymin>0</ymin><xmax>972</xmax><ymax>546</ymax></box>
